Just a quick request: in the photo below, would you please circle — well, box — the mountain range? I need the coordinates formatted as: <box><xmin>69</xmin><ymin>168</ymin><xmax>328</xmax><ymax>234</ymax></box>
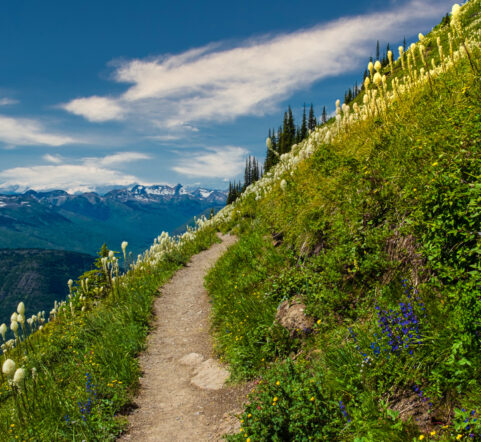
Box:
<box><xmin>0</xmin><ymin>184</ymin><xmax>227</xmax><ymax>256</ymax></box>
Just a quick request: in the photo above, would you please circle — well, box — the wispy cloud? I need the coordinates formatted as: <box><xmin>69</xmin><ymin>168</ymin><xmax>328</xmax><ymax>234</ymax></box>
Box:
<box><xmin>43</xmin><ymin>153</ymin><xmax>63</xmax><ymax>164</ymax></box>
<box><xmin>0</xmin><ymin>151</ymin><xmax>150</xmax><ymax>193</ymax></box>
<box><xmin>172</xmin><ymin>146</ymin><xmax>248</xmax><ymax>178</ymax></box>
<box><xmin>61</xmin><ymin>0</ymin><xmax>452</xmax><ymax>132</ymax></box>
<box><xmin>0</xmin><ymin>98</ymin><xmax>18</xmax><ymax>106</ymax></box>
<box><xmin>0</xmin><ymin>115</ymin><xmax>77</xmax><ymax>147</ymax></box>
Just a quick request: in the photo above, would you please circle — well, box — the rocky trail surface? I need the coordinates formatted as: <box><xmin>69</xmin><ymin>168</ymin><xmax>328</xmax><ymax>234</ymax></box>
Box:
<box><xmin>120</xmin><ymin>234</ymin><xmax>249</xmax><ymax>441</ymax></box>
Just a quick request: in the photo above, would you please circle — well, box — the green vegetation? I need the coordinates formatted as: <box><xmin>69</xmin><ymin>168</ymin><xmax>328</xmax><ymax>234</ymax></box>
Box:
<box><xmin>0</xmin><ymin>220</ymin><xmax>219</xmax><ymax>440</ymax></box>
<box><xmin>206</xmin><ymin>2</ymin><xmax>481</xmax><ymax>440</ymax></box>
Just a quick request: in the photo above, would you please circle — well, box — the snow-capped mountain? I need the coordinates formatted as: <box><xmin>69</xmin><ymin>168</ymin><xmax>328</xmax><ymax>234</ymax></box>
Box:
<box><xmin>0</xmin><ymin>185</ymin><xmax>227</xmax><ymax>255</ymax></box>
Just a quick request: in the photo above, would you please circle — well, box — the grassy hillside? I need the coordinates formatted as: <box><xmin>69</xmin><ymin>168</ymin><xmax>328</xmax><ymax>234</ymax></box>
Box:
<box><xmin>0</xmin><ymin>249</ymin><xmax>95</xmax><ymax>325</ymax></box>
<box><xmin>0</xmin><ymin>221</ymin><xmax>219</xmax><ymax>440</ymax></box>
<box><xmin>204</xmin><ymin>2</ymin><xmax>481</xmax><ymax>440</ymax></box>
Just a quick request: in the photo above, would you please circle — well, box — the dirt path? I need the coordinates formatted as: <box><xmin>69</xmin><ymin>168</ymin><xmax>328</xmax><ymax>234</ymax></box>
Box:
<box><xmin>120</xmin><ymin>234</ymin><xmax>248</xmax><ymax>442</ymax></box>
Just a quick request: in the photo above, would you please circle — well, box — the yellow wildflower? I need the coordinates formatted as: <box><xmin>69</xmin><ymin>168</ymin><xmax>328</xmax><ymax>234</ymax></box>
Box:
<box><xmin>430</xmin><ymin>431</ymin><xmax>436</xmax><ymax>436</ymax></box>
<box><xmin>276</xmin><ymin>381</ymin><xmax>280</xmax><ymax>386</ymax></box>
<box><xmin>419</xmin><ymin>436</ymin><xmax>425</xmax><ymax>440</ymax></box>
<box><xmin>457</xmin><ymin>435</ymin><xmax>463</xmax><ymax>440</ymax></box>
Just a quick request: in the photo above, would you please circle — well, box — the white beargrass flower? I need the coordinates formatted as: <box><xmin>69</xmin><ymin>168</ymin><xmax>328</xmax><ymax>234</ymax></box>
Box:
<box><xmin>368</xmin><ymin>61</ymin><xmax>374</xmax><ymax>77</ymax></box>
<box><xmin>17</xmin><ymin>302</ymin><xmax>25</xmax><ymax>315</ymax></box>
<box><xmin>11</xmin><ymin>312</ymin><xmax>17</xmax><ymax>323</ymax></box>
<box><xmin>121</xmin><ymin>241</ymin><xmax>128</xmax><ymax>252</ymax></box>
<box><xmin>10</xmin><ymin>321</ymin><xmax>18</xmax><ymax>334</ymax></box>
<box><xmin>17</xmin><ymin>314</ymin><xmax>25</xmax><ymax>325</ymax></box>
<box><xmin>13</xmin><ymin>368</ymin><xmax>25</xmax><ymax>386</ymax></box>
<box><xmin>108</xmin><ymin>250</ymin><xmax>115</xmax><ymax>259</ymax></box>
<box><xmin>280</xmin><ymin>179</ymin><xmax>287</xmax><ymax>192</ymax></box>
<box><xmin>418</xmin><ymin>33</ymin><xmax>424</xmax><ymax>41</ymax></box>
<box><xmin>451</xmin><ymin>3</ymin><xmax>461</xmax><ymax>19</ymax></box>
<box><xmin>0</xmin><ymin>323</ymin><xmax>6</xmax><ymax>341</ymax></box>
<box><xmin>266</xmin><ymin>137</ymin><xmax>272</xmax><ymax>149</ymax></box>
<box><xmin>2</xmin><ymin>359</ymin><xmax>16</xmax><ymax>378</ymax></box>
<box><xmin>374</xmin><ymin>60</ymin><xmax>382</xmax><ymax>72</ymax></box>
<box><xmin>373</xmin><ymin>72</ymin><xmax>382</xmax><ymax>86</ymax></box>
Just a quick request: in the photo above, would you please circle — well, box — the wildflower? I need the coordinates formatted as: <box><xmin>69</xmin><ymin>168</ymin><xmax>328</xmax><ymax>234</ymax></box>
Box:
<box><xmin>373</xmin><ymin>73</ymin><xmax>382</xmax><ymax>86</ymax></box>
<box><xmin>430</xmin><ymin>431</ymin><xmax>436</xmax><ymax>436</ymax></box>
<box><xmin>13</xmin><ymin>368</ymin><xmax>25</xmax><ymax>386</ymax></box>
<box><xmin>280</xmin><ymin>179</ymin><xmax>287</xmax><ymax>192</ymax></box>
<box><xmin>10</xmin><ymin>312</ymin><xmax>17</xmax><ymax>322</ymax></box>
<box><xmin>418</xmin><ymin>33</ymin><xmax>424</xmax><ymax>41</ymax></box>
<box><xmin>17</xmin><ymin>314</ymin><xmax>25</xmax><ymax>325</ymax></box>
<box><xmin>10</xmin><ymin>321</ymin><xmax>18</xmax><ymax>334</ymax></box>
<box><xmin>310</xmin><ymin>396</ymin><xmax>315</xmax><ymax>401</ymax></box>
<box><xmin>276</xmin><ymin>380</ymin><xmax>280</xmax><ymax>386</ymax></box>
<box><xmin>432</xmin><ymin>162</ymin><xmax>438</xmax><ymax>166</ymax></box>
<box><xmin>419</xmin><ymin>435</ymin><xmax>425</xmax><ymax>440</ymax></box>
<box><xmin>0</xmin><ymin>323</ymin><xmax>6</xmax><ymax>340</ymax></box>
<box><xmin>374</xmin><ymin>60</ymin><xmax>382</xmax><ymax>72</ymax></box>
<box><xmin>266</xmin><ymin>137</ymin><xmax>272</xmax><ymax>150</ymax></box>
<box><xmin>108</xmin><ymin>250</ymin><xmax>115</xmax><ymax>259</ymax></box>
<box><xmin>387</xmin><ymin>50</ymin><xmax>393</xmax><ymax>63</ymax></box>
<box><xmin>451</xmin><ymin>4</ymin><xmax>461</xmax><ymax>19</ymax></box>
<box><xmin>2</xmin><ymin>359</ymin><xmax>16</xmax><ymax>378</ymax></box>
<box><xmin>368</xmin><ymin>61</ymin><xmax>374</xmax><ymax>77</ymax></box>
<box><xmin>121</xmin><ymin>241</ymin><xmax>128</xmax><ymax>252</ymax></box>
<box><xmin>457</xmin><ymin>435</ymin><xmax>463</xmax><ymax>440</ymax></box>
<box><xmin>17</xmin><ymin>302</ymin><xmax>25</xmax><ymax>315</ymax></box>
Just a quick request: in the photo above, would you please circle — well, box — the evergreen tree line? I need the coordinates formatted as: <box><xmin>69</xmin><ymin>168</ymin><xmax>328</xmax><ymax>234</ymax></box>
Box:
<box><xmin>265</xmin><ymin>103</ymin><xmax>327</xmax><ymax>172</ymax></box>
<box><xmin>226</xmin><ymin>156</ymin><xmax>262</xmax><ymax>204</ymax></box>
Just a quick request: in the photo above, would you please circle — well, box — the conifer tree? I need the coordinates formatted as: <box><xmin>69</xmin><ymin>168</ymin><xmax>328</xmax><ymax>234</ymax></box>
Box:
<box><xmin>376</xmin><ymin>40</ymin><xmax>380</xmax><ymax>60</ymax></box>
<box><xmin>322</xmin><ymin>106</ymin><xmax>327</xmax><ymax>124</ymax></box>
<box><xmin>308</xmin><ymin>104</ymin><xmax>316</xmax><ymax>131</ymax></box>
<box><xmin>300</xmin><ymin>104</ymin><xmax>308</xmax><ymax>140</ymax></box>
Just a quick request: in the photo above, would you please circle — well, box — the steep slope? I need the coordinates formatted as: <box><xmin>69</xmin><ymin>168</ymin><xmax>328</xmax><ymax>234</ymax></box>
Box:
<box><xmin>205</xmin><ymin>2</ymin><xmax>481</xmax><ymax>440</ymax></box>
<box><xmin>0</xmin><ymin>249</ymin><xmax>95</xmax><ymax>325</ymax></box>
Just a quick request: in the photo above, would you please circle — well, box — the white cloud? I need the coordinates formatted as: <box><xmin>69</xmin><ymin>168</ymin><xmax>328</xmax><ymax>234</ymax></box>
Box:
<box><xmin>43</xmin><ymin>153</ymin><xmax>63</xmax><ymax>164</ymax></box>
<box><xmin>0</xmin><ymin>98</ymin><xmax>18</xmax><ymax>106</ymax></box>
<box><xmin>62</xmin><ymin>0</ymin><xmax>452</xmax><ymax>130</ymax></box>
<box><xmin>0</xmin><ymin>115</ymin><xmax>76</xmax><ymax>146</ymax></box>
<box><xmin>172</xmin><ymin>146</ymin><xmax>248</xmax><ymax>178</ymax></box>
<box><xmin>63</xmin><ymin>95</ymin><xmax>125</xmax><ymax>122</ymax></box>
<box><xmin>90</xmin><ymin>151</ymin><xmax>151</xmax><ymax>166</ymax></box>
<box><xmin>0</xmin><ymin>152</ymin><xmax>150</xmax><ymax>193</ymax></box>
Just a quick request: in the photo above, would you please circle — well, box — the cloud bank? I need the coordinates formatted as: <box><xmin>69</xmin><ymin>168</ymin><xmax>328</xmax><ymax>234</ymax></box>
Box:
<box><xmin>0</xmin><ymin>152</ymin><xmax>151</xmax><ymax>193</ymax></box>
<box><xmin>172</xmin><ymin>146</ymin><xmax>248</xmax><ymax>178</ymax></box>
<box><xmin>62</xmin><ymin>0</ymin><xmax>453</xmax><ymax>131</ymax></box>
<box><xmin>0</xmin><ymin>115</ymin><xmax>76</xmax><ymax>147</ymax></box>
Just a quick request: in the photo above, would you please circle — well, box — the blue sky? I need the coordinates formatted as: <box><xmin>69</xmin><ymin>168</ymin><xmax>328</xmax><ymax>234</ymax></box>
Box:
<box><xmin>0</xmin><ymin>0</ymin><xmax>455</xmax><ymax>193</ymax></box>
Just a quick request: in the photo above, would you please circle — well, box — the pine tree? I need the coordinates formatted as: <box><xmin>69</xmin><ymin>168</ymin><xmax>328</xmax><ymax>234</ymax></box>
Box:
<box><xmin>376</xmin><ymin>40</ymin><xmax>380</xmax><ymax>60</ymax></box>
<box><xmin>308</xmin><ymin>104</ymin><xmax>316</xmax><ymax>131</ymax></box>
<box><xmin>300</xmin><ymin>104</ymin><xmax>308</xmax><ymax>140</ymax></box>
<box><xmin>322</xmin><ymin>106</ymin><xmax>327</xmax><ymax>125</ymax></box>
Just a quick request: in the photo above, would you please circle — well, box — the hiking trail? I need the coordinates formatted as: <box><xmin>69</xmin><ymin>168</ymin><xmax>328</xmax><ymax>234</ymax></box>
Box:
<box><xmin>120</xmin><ymin>234</ymin><xmax>249</xmax><ymax>441</ymax></box>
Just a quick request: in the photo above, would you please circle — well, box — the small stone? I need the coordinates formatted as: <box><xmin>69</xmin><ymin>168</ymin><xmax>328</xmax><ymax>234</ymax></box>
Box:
<box><xmin>179</xmin><ymin>353</ymin><xmax>204</xmax><ymax>367</ymax></box>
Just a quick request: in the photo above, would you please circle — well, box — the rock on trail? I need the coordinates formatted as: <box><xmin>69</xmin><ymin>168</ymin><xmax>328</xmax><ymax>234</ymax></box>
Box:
<box><xmin>119</xmin><ymin>234</ymin><xmax>248</xmax><ymax>442</ymax></box>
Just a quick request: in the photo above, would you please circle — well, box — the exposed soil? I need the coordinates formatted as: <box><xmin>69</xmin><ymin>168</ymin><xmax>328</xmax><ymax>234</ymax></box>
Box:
<box><xmin>119</xmin><ymin>234</ymin><xmax>249</xmax><ymax>441</ymax></box>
